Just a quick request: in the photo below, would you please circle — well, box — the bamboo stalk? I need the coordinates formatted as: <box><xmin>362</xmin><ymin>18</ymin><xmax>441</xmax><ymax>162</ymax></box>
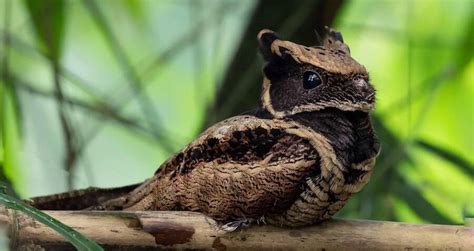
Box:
<box><xmin>0</xmin><ymin>208</ymin><xmax>472</xmax><ymax>250</ymax></box>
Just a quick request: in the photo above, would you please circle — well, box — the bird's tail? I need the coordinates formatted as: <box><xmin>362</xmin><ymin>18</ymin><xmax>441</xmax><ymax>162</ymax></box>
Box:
<box><xmin>26</xmin><ymin>183</ymin><xmax>140</xmax><ymax>210</ymax></box>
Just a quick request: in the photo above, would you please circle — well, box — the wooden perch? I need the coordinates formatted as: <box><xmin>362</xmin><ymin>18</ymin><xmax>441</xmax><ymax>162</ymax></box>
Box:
<box><xmin>0</xmin><ymin>209</ymin><xmax>472</xmax><ymax>250</ymax></box>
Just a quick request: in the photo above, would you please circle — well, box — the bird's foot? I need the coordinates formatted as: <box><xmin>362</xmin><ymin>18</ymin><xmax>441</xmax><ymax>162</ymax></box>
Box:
<box><xmin>256</xmin><ymin>215</ymin><xmax>266</xmax><ymax>225</ymax></box>
<box><xmin>219</xmin><ymin>219</ymin><xmax>254</xmax><ymax>232</ymax></box>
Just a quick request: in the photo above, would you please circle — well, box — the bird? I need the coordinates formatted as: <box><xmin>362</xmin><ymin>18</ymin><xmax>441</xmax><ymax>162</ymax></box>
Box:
<box><xmin>30</xmin><ymin>28</ymin><xmax>379</xmax><ymax>230</ymax></box>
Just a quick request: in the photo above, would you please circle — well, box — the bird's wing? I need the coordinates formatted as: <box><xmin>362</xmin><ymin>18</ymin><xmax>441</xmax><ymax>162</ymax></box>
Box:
<box><xmin>163</xmin><ymin>115</ymin><xmax>322</xmax><ymax>222</ymax></box>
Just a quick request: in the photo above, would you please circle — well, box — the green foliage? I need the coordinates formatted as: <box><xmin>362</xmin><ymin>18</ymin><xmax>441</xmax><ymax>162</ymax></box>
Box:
<box><xmin>1</xmin><ymin>0</ymin><xmax>22</xmax><ymax>196</ymax></box>
<box><xmin>0</xmin><ymin>78</ymin><xmax>21</xmax><ymax>192</ymax></box>
<box><xmin>23</xmin><ymin>0</ymin><xmax>65</xmax><ymax>61</ymax></box>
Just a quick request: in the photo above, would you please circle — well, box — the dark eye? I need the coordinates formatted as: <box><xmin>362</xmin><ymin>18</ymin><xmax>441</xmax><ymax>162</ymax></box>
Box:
<box><xmin>303</xmin><ymin>71</ymin><xmax>322</xmax><ymax>89</ymax></box>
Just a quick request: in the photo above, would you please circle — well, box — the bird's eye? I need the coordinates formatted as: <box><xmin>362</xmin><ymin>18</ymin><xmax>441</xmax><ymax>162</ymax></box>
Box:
<box><xmin>303</xmin><ymin>71</ymin><xmax>322</xmax><ymax>89</ymax></box>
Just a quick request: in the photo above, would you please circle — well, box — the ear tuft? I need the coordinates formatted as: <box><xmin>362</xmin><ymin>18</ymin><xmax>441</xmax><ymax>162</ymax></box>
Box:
<box><xmin>323</xmin><ymin>26</ymin><xmax>350</xmax><ymax>55</ymax></box>
<box><xmin>258</xmin><ymin>29</ymin><xmax>280</xmax><ymax>61</ymax></box>
<box><xmin>324</xmin><ymin>26</ymin><xmax>344</xmax><ymax>43</ymax></box>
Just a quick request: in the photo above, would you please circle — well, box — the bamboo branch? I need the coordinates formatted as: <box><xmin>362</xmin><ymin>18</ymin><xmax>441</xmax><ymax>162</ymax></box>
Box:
<box><xmin>0</xmin><ymin>209</ymin><xmax>472</xmax><ymax>250</ymax></box>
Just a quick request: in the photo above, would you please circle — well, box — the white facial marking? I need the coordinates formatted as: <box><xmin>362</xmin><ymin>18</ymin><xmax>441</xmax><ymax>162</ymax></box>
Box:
<box><xmin>355</xmin><ymin>78</ymin><xmax>367</xmax><ymax>88</ymax></box>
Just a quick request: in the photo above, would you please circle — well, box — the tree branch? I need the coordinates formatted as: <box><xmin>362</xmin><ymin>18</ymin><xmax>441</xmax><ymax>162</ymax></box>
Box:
<box><xmin>0</xmin><ymin>210</ymin><xmax>472</xmax><ymax>250</ymax></box>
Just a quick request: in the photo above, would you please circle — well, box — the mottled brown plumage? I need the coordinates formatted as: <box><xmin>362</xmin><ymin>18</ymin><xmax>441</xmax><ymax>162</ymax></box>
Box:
<box><xmin>30</xmin><ymin>28</ymin><xmax>379</xmax><ymax>228</ymax></box>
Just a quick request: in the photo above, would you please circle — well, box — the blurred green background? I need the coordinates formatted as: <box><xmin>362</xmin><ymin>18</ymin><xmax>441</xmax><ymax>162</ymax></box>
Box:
<box><xmin>0</xmin><ymin>0</ymin><xmax>472</xmax><ymax>225</ymax></box>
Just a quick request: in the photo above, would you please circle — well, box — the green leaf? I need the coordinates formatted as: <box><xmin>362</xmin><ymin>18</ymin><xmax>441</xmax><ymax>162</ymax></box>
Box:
<box><xmin>416</xmin><ymin>139</ymin><xmax>474</xmax><ymax>178</ymax></box>
<box><xmin>122</xmin><ymin>0</ymin><xmax>144</xmax><ymax>18</ymax></box>
<box><xmin>0</xmin><ymin>80</ymin><xmax>4</xmax><ymax>168</ymax></box>
<box><xmin>1</xmin><ymin>80</ymin><xmax>22</xmax><ymax>193</ymax></box>
<box><xmin>23</xmin><ymin>0</ymin><xmax>66</xmax><ymax>61</ymax></box>
<box><xmin>0</xmin><ymin>192</ymin><xmax>103</xmax><ymax>251</ymax></box>
<box><xmin>455</xmin><ymin>13</ymin><xmax>474</xmax><ymax>68</ymax></box>
<box><xmin>394</xmin><ymin>174</ymin><xmax>454</xmax><ymax>224</ymax></box>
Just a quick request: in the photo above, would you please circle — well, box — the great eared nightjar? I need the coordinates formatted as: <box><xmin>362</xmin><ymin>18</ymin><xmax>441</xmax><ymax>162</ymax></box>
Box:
<box><xmin>30</xmin><ymin>28</ymin><xmax>379</xmax><ymax>230</ymax></box>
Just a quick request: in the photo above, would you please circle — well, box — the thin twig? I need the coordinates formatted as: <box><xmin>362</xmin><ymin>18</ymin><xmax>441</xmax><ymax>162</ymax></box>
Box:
<box><xmin>82</xmin><ymin>0</ymin><xmax>173</xmax><ymax>153</ymax></box>
<box><xmin>76</xmin><ymin>1</ymin><xmax>234</xmax><ymax>154</ymax></box>
<box><xmin>52</xmin><ymin>63</ymin><xmax>78</xmax><ymax>190</ymax></box>
<box><xmin>31</xmin><ymin>2</ymin><xmax>79</xmax><ymax>189</ymax></box>
<box><xmin>107</xmin><ymin>1</ymin><xmax>234</xmax><ymax>135</ymax></box>
<box><xmin>0</xmin><ymin>30</ymin><xmax>180</xmax><ymax>151</ymax></box>
<box><xmin>0</xmin><ymin>2</ymin><xmax>230</xmax><ymax>152</ymax></box>
<box><xmin>11</xmin><ymin>75</ymin><xmax>164</xmax><ymax>145</ymax></box>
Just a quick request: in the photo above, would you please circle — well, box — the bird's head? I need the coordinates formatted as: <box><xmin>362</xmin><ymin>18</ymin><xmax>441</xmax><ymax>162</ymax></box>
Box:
<box><xmin>258</xmin><ymin>28</ymin><xmax>375</xmax><ymax>118</ymax></box>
